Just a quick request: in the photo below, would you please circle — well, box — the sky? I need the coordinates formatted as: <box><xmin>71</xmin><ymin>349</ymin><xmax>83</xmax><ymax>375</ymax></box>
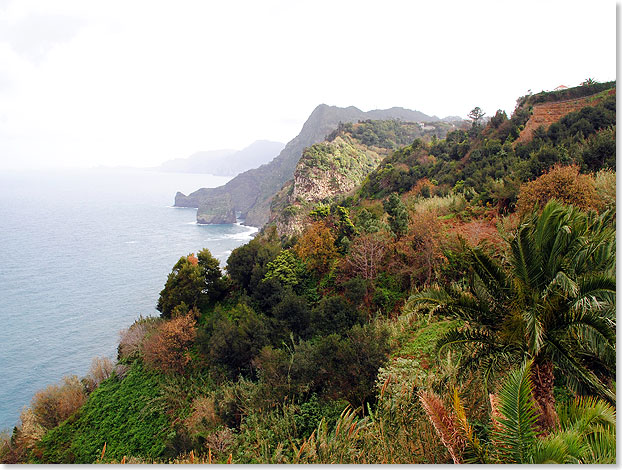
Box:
<box><xmin>0</xmin><ymin>0</ymin><xmax>617</xmax><ymax>169</ymax></box>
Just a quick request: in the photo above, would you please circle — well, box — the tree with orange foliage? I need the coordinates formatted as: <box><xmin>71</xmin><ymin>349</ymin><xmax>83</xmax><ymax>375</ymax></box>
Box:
<box><xmin>390</xmin><ymin>209</ymin><xmax>445</xmax><ymax>288</ymax></box>
<box><xmin>293</xmin><ymin>222</ymin><xmax>338</xmax><ymax>275</ymax></box>
<box><xmin>142</xmin><ymin>314</ymin><xmax>197</xmax><ymax>374</ymax></box>
<box><xmin>515</xmin><ymin>164</ymin><xmax>600</xmax><ymax>216</ymax></box>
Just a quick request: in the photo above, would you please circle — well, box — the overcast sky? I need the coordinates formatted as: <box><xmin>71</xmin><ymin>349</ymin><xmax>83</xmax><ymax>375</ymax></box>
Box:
<box><xmin>0</xmin><ymin>0</ymin><xmax>616</xmax><ymax>169</ymax></box>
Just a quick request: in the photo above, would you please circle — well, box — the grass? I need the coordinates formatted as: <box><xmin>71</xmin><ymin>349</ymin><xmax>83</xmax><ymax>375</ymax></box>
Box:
<box><xmin>34</xmin><ymin>363</ymin><xmax>171</xmax><ymax>464</ymax></box>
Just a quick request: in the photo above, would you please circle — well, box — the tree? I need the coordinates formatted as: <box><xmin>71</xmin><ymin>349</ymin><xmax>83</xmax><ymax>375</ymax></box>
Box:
<box><xmin>581</xmin><ymin>78</ymin><xmax>597</xmax><ymax>86</ymax></box>
<box><xmin>226</xmin><ymin>229</ymin><xmax>281</xmax><ymax>292</ymax></box>
<box><xmin>272</xmin><ymin>292</ymin><xmax>312</xmax><ymax>339</ymax></box>
<box><xmin>411</xmin><ymin>201</ymin><xmax>616</xmax><ymax>429</ymax></box>
<box><xmin>294</xmin><ymin>222</ymin><xmax>338</xmax><ymax>275</ymax></box>
<box><xmin>344</xmin><ymin>233</ymin><xmax>387</xmax><ymax>283</ymax></box>
<box><xmin>490</xmin><ymin>109</ymin><xmax>508</xmax><ymax>129</ymax></box>
<box><xmin>468</xmin><ymin>107</ymin><xmax>485</xmax><ymax>127</ymax></box>
<box><xmin>383</xmin><ymin>193</ymin><xmax>409</xmax><ymax>238</ymax></box>
<box><xmin>157</xmin><ymin>254</ymin><xmax>207</xmax><ymax>318</ymax></box>
<box><xmin>263</xmin><ymin>249</ymin><xmax>305</xmax><ymax>288</ymax></box>
<box><xmin>197</xmin><ymin>248</ymin><xmax>228</xmax><ymax>302</ymax></box>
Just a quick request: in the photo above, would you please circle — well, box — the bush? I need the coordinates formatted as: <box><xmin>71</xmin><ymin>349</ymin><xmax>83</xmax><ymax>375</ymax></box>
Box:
<box><xmin>204</xmin><ymin>307</ymin><xmax>271</xmax><ymax>378</ymax></box>
<box><xmin>30</xmin><ymin>376</ymin><xmax>87</xmax><ymax>431</ymax></box>
<box><xmin>515</xmin><ymin>164</ymin><xmax>600</xmax><ymax>216</ymax></box>
<box><xmin>118</xmin><ymin>316</ymin><xmax>161</xmax><ymax>361</ymax></box>
<box><xmin>311</xmin><ymin>295</ymin><xmax>363</xmax><ymax>337</ymax></box>
<box><xmin>594</xmin><ymin>169</ymin><xmax>616</xmax><ymax>212</ymax></box>
<box><xmin>272</xmin><ymin>292</ymin><xmax>312</xmax><ymax>339</ymax></box>
<box><xmin>85</xmin><ymin>357</ymin><xmax>114</xmax><ymax>392</ymax></box>
<box><xmin>142</xmin><ymin>315</ymin><xmax>197</xmax><ymax>375</ymax></box>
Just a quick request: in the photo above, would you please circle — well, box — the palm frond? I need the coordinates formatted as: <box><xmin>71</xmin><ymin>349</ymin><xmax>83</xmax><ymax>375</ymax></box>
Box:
<box><xmin>451</xmin><ymin>388</ymin><xmax>489</xmax><ymax>464</ymax></box>
<box><xmin>492</xmin><ymin>360</ymin><xmax>539</xmax><ymax>464</ymax></box>
<box><xmin>418</xmin><ymin>390</ymin><xmax>464</xmax><ymax>464</ymax></box>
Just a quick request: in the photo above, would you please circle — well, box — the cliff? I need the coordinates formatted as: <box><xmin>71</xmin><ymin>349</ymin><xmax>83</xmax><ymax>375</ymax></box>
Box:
<box><xmin>175</xmin><ymin>104</ymin><xmax>451</xmax><ymax>226</ymax></box>
<box><xmin>270</xmin><ymin>119</ymin><xmax>459</xmax><ymax>236</ymax></box>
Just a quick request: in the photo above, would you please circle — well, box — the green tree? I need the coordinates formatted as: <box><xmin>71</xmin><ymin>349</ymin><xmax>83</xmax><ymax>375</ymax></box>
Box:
<box><xmin>468</xmin><ymin>106</ymin><xmax>485</xmax><ymax>127</ymax></box>
<box><xmin>197</xmin><ymin>248</ymin><xmax>228</xmax><ymax>302</ymax></box>
<box><xmin>263</xmin><ymin>249</ymin><xmax>305</xmax><ymax>288</ymax></box>
<box><xmin>226</xmin><ymin>230</ymin><xmax>281</xmax><ymax>292</ymax></box>
<box><xmin>411</xmin><ymin>201</ymin><xmax>616</xmax><ymax>428</ymax></box>
<box><xmin>383</xmin><ymin>193</ymin><xmax>409</xmax><ymax>238</ymax></box>
<box><xmin>157</xmin><ymin>254</ymin><xmax>207</xmax><ymax>318</ymax></box>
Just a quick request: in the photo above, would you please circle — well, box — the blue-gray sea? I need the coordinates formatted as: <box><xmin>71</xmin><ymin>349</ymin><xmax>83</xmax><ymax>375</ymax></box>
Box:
<box><xmin>0</xmin><ymin>168</ymin><xmax>257</xmax><ymax>430</ymax></box>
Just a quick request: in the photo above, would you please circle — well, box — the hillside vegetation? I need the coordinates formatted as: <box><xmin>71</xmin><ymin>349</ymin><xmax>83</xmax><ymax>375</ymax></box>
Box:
<box><xmin>271</xmin><ymin>119</ymin><xmax>459</xmax><ymax>235</ymax></box>
<box><xmin>1</xmin><ymin>81</ymin><xmax>616</xmax><ymax>464</ymax></box>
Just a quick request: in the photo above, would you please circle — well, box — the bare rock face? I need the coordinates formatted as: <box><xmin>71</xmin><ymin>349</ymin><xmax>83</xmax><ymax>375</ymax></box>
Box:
<box><xmin>196</xmin><ymin>194</ymin><xmax>236</xmax><ymax>224</ymax></box>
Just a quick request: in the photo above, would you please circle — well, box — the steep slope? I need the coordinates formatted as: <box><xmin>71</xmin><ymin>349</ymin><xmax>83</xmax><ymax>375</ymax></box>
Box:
<box><xmin>358</xmin><ymin>81</ymin><xmax>615</xmax><ymax>205</ymax></box>
<box><xmin>270</xmin><ymin>119</ymin><xmax>458</xmax><ymax>235</ymax></box>
<box><xmin>174</xmin><ymin>104</ymin><xmax>448</xmax><ymax>226</ymax></box>
<box><xmin>514</xmin><ymin>87</ymin><xmax>616</xmax><ymax>145</ymax></box>
<box><xmin>158</xmin><ymin>140</ymin><xmax>285</xmax><ymax>176</ymax></box>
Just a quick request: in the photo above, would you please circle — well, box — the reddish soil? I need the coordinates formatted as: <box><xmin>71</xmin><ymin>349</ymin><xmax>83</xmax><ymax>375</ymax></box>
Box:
<box><xmin>514</xmin><ymin>88</ymin><xmax>615</xmax><ymax>145</ymax></box>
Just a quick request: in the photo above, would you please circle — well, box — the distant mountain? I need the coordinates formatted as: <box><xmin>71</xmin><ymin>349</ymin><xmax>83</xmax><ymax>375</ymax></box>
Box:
<box><xmin>158</xmin><ymin>140</ymin><xmax>285</xmax><ymax>176</ymax></box>
<box><xmin>440</xmin><ymin>115</ymin><xmax>464</xmax><ymax>122</ymax></box>
<box><xmin>174</xmin><ymin>104</ymin><xmax>455</xmax><ymax>226</ymax></box>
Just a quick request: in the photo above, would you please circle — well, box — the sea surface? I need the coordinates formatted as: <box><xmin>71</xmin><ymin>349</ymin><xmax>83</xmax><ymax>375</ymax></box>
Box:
<box><xmin>0</xmin><ymin>168</ymin><xmax>258</xmax><ymax>430</ymax></box>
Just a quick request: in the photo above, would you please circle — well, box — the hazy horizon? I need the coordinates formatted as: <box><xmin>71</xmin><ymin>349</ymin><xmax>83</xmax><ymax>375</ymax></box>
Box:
<box><xmin>0</xmin><ymin>0</ymin><xmax>616</xmax><ymax>170</ymax></box>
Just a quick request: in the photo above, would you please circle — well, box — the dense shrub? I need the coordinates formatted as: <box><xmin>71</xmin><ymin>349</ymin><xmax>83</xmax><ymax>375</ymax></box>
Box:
<box><xmin>84</xmin><ymin>357</ymin><xmax>114</xmax><ymax>392</ymax></box>
<box><xmin>515</xmin><ymin>164</ymin><xmax>600</xmax><ymax>216</ymax></box>
<box><xmin>311</xmin><ymin>295</ymin><xmax>363</xmax><ymax>336</ymax></box>
<box><xmin>30</xmin><ymin>376</ymin><xmax>87</xmax><ymax>431</ymax></box>
<box><xmin>142</xmin><ymin>315</ymin><xmax>197</xmax><ymax>375</ymax></box>
<box><xmin>118</xmin><ymin>316</ymin><xmax>161</xmax><ymax>361</ymax></box>
<box><xmin>35</xmin><ymin>364</ymin><xmax>171</xmax><ymax>463</ymax></box>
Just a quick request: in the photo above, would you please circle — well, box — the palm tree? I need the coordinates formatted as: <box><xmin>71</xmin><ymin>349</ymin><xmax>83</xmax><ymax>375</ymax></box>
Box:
<box><xmin>411</xmin><ymin>200</ymin><xmax>616</xmax><ymax>428</ymax></box>
<box><xmin>420</xmin><ymin>360</ymin><xmax>616</xmax><ymax>464</ymax></box>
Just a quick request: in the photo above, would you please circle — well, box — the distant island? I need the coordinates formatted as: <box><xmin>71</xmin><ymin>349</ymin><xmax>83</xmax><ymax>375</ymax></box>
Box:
<box><xmin>157</xmin><ymin>140</ymin><xmax>285</xmax><ymax>176</ymax></box>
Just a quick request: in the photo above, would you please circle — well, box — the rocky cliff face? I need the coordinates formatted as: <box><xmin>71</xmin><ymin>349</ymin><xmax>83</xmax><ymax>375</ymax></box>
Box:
<box><xmin>270</xmin><ymin>120</ymin><xmax>455</xmax><ymax>236</ymax></box>
<box><xmin>174</xmin><ymin>104</ymin><xmax>449</xmax><ymax>226</ymax></box>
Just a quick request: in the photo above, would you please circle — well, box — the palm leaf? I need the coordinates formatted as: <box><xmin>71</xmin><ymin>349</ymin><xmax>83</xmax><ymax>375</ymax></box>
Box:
<box><xmin>492</xmin><ymin>360</ymin><xmax>539</xmax><ymax>464</ymax></box>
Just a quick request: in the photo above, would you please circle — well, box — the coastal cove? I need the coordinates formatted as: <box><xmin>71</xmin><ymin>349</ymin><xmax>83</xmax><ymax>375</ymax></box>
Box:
<box><xmin>0</xmin><ymin>168</ymin><xmax>256</xmax><ymax>431</ymax></box>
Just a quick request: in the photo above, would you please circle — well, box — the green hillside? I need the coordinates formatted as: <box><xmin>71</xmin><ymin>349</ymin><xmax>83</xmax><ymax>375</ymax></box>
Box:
<box><xmin>2</xmin><ymin>82</ymin><xmax>616</xmax><ymax>464</ymax></box>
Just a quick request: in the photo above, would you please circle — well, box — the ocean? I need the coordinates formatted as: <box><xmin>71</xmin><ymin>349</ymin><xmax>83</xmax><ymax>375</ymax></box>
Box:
<box><xmin>0</xmin><ymin>168</ymin><xmax>258</xmax><ymax>431</ymax></box>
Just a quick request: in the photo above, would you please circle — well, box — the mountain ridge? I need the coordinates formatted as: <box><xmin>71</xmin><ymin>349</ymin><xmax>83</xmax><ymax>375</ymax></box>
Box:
<box><xmin>175</xmin><ymin>104</ymin><xmax>457</xmax><ymax>225</ymax></box>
